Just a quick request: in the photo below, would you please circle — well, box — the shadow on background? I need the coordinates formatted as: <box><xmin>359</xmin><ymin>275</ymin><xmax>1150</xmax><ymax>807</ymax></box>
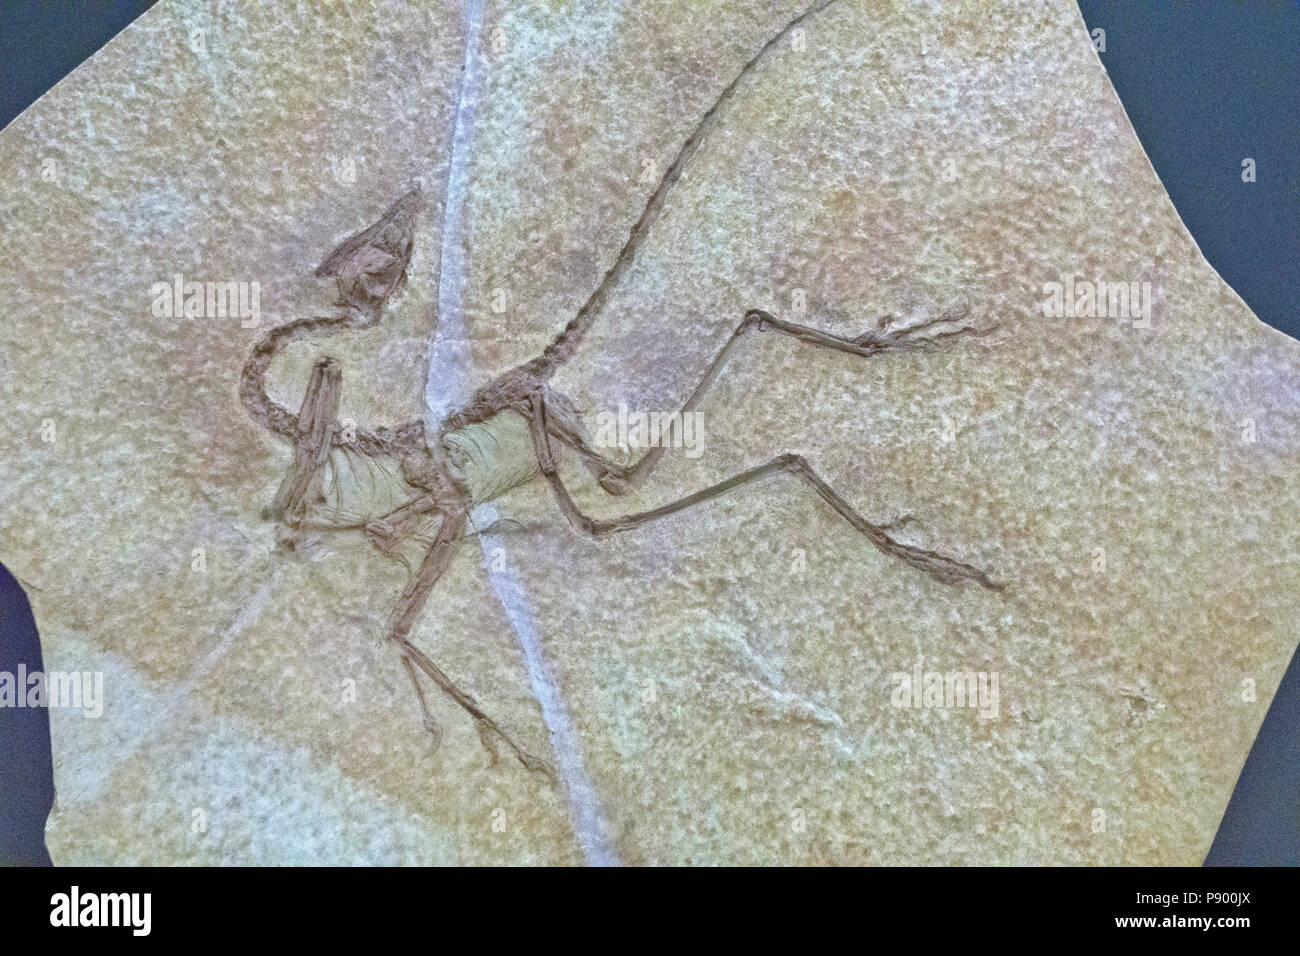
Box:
<box><xmin>1078</xmin><ymin>0</ymin><xmax>1300</xmax><ymax>340</ymax></box>
<box><xmin>1077</xmin><ymin>0</ymin><xmax>1300</xmax><ymax>867</ymax></box>
<box><xmin>0</xmin><ymin>0</ymin><xmax>1294</xmax><ymax>865</ymax></box>
<box><xmin>0</xmin><ymin>0</ymin><xmax>161</xmax><ymax>867</ymax></box>
<box><xmin>0</xmin><ymin>566</ymin><xmax>53</xmax><ymax>866</ymax></box>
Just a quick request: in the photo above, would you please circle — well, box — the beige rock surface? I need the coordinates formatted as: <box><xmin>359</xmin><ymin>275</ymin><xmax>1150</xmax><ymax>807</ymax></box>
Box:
<box><xmin>0</xmin><ymin>0</ymin><xmax>1295</xmax><ymax>864</ymax></box>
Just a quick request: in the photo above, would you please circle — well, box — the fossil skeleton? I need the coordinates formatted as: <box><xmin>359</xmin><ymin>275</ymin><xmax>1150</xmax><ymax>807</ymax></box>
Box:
<box><xmin>239</xmin><ymin>0</ymin><xmax>1002</xmax><ymax>776</ymax></box>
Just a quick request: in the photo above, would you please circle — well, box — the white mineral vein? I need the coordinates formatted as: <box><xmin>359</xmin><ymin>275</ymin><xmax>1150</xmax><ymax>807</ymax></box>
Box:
<box><xmin>423</xmin><ymin>0</ymin><xmax>619</xmax><ymax>866</ymax></box>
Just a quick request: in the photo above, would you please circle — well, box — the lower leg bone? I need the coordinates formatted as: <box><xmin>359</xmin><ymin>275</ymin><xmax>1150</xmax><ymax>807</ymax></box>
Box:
<box><xmin>530</xmin><ymin>395</ymin><xmax>1001</xmax><ymax>590</ymax></box>
<box><xmin>385</xmin><ymin>510</ymin><xmax>555</xmax><ymax>777</ymax></box>
<box><xmin>588</xmin><ymin>306</ymin><xmax>994</xmax><ymax>495</ymax></box>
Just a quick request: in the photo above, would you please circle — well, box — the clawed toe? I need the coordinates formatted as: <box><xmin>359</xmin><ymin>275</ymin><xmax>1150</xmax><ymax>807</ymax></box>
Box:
<box><xmin>878</xmin><ymin>513</ymin><xmax>917</xmax><ymax>533</ymax></box>
<box><xmin>518</xmin><ymin>754</ymin><xmax>557</xmax><ymax>782</ymax></box>
<box><xmin>851</xmin><ymin>301</ymin><xmax>994</xmax><ymax>352</ymax></box>
<box><xmin>422</xmin><ymin>714</ymin><xmax>444</xmax><ymax>753</ymax></box>
<box><xmin>473</xmin><ymin>715</ymin><xmax>556</xmax><ymax>782</ymax></box>
<box><xmin>868</xmin><ymin>521</ymin><xmax>1002</xmax><ymax>591</ymax></box>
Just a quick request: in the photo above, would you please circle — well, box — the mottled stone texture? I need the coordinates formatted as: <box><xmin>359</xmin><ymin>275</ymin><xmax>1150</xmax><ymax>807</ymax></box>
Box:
<box><xmin>0</xmin><ymin>0</ymin><xmax>1295</xmax><ymax>864</ymax></box>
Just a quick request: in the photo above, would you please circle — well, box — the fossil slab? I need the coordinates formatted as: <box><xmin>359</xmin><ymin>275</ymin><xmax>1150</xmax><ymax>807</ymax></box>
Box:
<box><xmin>0</xmin><ymin>0</ymin><xmax>1295</xmax><ymax>865</ymax></box>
